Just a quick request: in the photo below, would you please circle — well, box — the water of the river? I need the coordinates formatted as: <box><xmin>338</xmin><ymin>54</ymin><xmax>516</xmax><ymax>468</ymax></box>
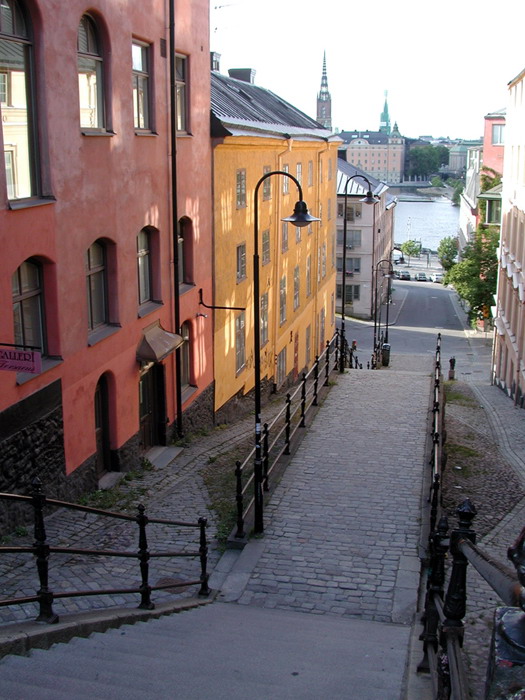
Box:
<box><xmin>392</xmin><ymin>196</ymin><xmax>460</xmax><ymax>252</ymax></box>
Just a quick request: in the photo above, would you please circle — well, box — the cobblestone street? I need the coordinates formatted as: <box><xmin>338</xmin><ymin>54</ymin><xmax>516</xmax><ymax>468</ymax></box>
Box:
<box><xmin>1</xmin><ymin>296</ymin><xmax>525</xmax><ymax>698</ymax></box>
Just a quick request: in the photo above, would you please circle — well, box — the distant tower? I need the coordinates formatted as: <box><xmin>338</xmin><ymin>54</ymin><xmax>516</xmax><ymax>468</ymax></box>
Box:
<box><xmin>316</xmin><ymin>52</ymin><xmax>332</xmax><ymax>129</ymax></box>
<box><xmin>379</xmin><ymin>90</ymin><xmax>391</xmax><ymax>134</ymax></box>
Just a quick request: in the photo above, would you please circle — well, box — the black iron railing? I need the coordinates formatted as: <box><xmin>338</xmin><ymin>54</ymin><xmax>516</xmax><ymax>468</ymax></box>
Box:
<box><xmin>419</xmin><ymin>334</ymin><xmax>525</xmax><ymax>698</ymax></box>
<box><xmin>419</xmin><ymin>499</ymin><xmax>525</xmax><ymax>699</ymax></box>
<box><xmin>234</xmin><ymin>332</ymin><xmax>340</xmax><ymax>540</ymax></box>
<box><xmin>0</xmin><ymin>479</ymin><xmax>211</xmax><ymax>624</ymax></box>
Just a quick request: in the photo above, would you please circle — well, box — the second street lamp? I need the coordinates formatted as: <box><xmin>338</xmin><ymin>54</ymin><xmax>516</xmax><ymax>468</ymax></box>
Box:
<box><xmin>338</xmin><ymin>174</ymin><xmax>377</xmax><ymax>373</ymax></box>
<box><xmin>373</xmin><ymin>258</ymin><xmax>393</xmax><ymax>367</ymax></box>
<box><xmin>253</xmin><ymin>170</ymin><xmax>320</xmax><ymax>534</ymax></box>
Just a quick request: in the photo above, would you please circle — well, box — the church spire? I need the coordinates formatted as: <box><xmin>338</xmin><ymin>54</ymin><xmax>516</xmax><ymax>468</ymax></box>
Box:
<box><xmin>379</xmin><ymin>90</ymin><xmax>391</xmax><ymax>134</ymax></box>
<box><xmin>316</xmin><ymin>51</ymin><xmax>332</xmax><ymax>129</ymax></box>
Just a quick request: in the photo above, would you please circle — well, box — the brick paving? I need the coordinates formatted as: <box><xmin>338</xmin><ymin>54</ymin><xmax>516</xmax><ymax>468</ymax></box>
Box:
<box><xmin>233</xmin><ymin>364</ymin><xmax>432</xmax><ymax>625</ymax></box>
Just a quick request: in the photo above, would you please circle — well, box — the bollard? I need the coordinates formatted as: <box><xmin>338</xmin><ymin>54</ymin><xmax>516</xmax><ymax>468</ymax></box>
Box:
<box><xmin>449</xmin><ymin>356</ymin><xmax>456</xmax><ymax>381</ymax></box>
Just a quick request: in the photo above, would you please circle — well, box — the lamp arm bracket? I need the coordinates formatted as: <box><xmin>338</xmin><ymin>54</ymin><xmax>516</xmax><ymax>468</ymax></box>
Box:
<box><xmin>198</xmin><ymin>289</ymin><xmax>245</xmax><ymax>312</ymax></box>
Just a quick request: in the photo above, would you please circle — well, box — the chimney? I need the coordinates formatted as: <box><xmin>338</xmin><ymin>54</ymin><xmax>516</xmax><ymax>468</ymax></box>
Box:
<box><xmin>228</xmin><ymin>68</ymin><xmax>256</xmax><ymax>84</ymax></box>
<box><xmin>210</xmin><ymin>52</ymin><xmax>221</xmax><ymax>72</ymax></box>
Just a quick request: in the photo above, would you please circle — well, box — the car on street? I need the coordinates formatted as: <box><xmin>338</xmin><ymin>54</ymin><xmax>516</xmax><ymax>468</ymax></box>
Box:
<box><xmin>431</xmin><ymin>273</ymin><xmax>444</xmax><ymax>283</ymax></box>
<box><xmin>399</xmin><ymin>270</ymin><xmax>411</xmax><ymax>280</ymax></box>
<box><xmin>414</xmin><ymin>272</ymin><xmax>427</xmax><ymax>282</ymax></box>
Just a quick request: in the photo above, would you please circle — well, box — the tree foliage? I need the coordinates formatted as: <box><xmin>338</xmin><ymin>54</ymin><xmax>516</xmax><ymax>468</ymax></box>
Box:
<box><xmin>445</xmin><ymin>228</ymin><xmax>499</xmax><ymax>321</ymax></box>
<box><xmin>437</xmin><ymin>236</ymin><xmax>458</xmax><ymax>271</ymax></box>
<box><xmin>408</xmin><ymin>144</ymin><xmax>449</xmax><ymax>178</ymax></box>
<box><xmin>401</xmin><ymin>239</ymin><xmax>421</xmax><ymax>266</ymax></box>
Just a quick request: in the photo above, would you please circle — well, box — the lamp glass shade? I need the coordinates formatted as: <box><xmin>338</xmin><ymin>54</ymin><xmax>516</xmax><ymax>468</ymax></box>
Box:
<box><xmin>282</xmin><ymin>200</ymin><xmax>321</xmax><ymax>228</ymax></box>
<box><xmin>360</xmin><ymin>191</ymin><xmax>378</xmax><ymax>205</ymax></box>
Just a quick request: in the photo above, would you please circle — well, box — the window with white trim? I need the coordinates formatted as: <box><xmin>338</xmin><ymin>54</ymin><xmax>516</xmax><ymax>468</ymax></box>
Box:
<box><xmin>132</xmin><ymin>41</ymin><xmax>151</xmax><ymax>130</ymax></box>
<box><xmin>0</xmin><ymin>0</ymin><xmax>38</xmax><ymax>198</ymax></box>
<box><xmin>235</xmin><ymin>312</ymin><xmax>245</xmax><ymax>374</ymax></box>
<box><xmin>78</xmin><ymin>14</ymin><xmax>105</xmax><ymax>129</ymax></box>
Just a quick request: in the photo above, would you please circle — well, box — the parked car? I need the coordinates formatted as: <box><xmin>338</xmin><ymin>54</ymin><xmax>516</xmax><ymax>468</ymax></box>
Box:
<box><xmin>431</xmin><ymin>273</ymin><xmax>444</xmax><ymax>283</ymax></box>
<box><xmin>393</xmin><ymin>269</ymin><xmax>400</xmax><ymax>279</ymax></box>
<box><xmin>399</xmin><ymin>270</ymin><xmax>411</xmax><ymax>280</ymax></box>
<box><xmin>414</xmin><ymin>272</ymin><xmax>427</xmax><ymax>282</ymax></box>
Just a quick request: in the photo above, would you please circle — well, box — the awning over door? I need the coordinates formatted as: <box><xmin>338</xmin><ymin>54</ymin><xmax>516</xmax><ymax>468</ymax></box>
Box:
<box><xmin>136</xmin><ymin>323</ymin><xmax>184</xmax><ymax>363</ymax></box>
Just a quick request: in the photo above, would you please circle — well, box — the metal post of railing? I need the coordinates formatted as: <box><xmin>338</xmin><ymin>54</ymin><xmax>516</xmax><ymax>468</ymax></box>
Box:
<box><xmin>324</xmin><ymin>340</ymin><xmax>330</xmax><ymax>386</ymax></box>
<box><xmin>429</xmin><ymin>465</ymin><xmax>440</xmax><ymax>534</ymax></box>
<box><xmin>443</xmin><ymin>499</ymin><xmax>477</xmax><ymax>634</ymax></box>
<box><xmin>31</xmin><ymin>478</ymin><xmax>58</xmax><ymax>623</ymax></box>
<box><xmin>313</xmin><ymin>356</ymin><xmax>319</xmax><ymax>406</ymax></box>
<box><xmin>234</xmin><ymin>460</ymin><xmax>245</xmax><ymax>538</ymax></box>
<box><xmin>263</xmin><ymin>423</ymin><xmax>269</xmax><ymax>491</ymax></box>
<box><xmin>198</xmin><ymin>517</ymin><xmax>211</xmax><ymax>596</ymax></box>
<box><xmin>418</xmin><ymin>516</ymin><xmax>449</xmax><ymax>674</ymax></box>
<box><xmin>136</xmin><ymin>503</ymin><xmax>154</xmax><ymax>609</ymax></box>
<box><xmin>300</xmin><ymin>372</ymin><xmax>307</xmax><ymax>427</ymax></box>
<box><xmin>284</xmin><ymin>393</ymin><xmax>291</xmax><ymax>455</ymax></box>
<box><xmin>335</xmin><ymin>328</ymin><xmax>340</xmax><ymax>372</ymax></box>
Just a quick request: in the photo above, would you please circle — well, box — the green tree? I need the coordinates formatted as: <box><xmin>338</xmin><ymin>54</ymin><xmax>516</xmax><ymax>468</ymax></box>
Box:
<box><xmin>431</xmin><ymin>176</ymin><xmax>444</xmax><ymax>187</ymax></box>
<box><xmin>437</xmin><ymin>236</ymin><xmax>458</xmax><ymax>271</ymax></box>
<box><xmin>445</xmin><ymin>228</ymin><xmax>499</xmax><ymax>322</ymax></box>
<box><xmin>401</xmin><ymin>239</ymin><xmax>421</xmax><ymax>266</ymax></box>
<box><xmin>408</xmin><ymin>146</ymin><xmax>439</xmax><ymax>178</ymax></box>
<box><xmin>452</xmin><ymin>182</ymin><xmax>463</xmax><ymax>206</ymax></box>
<box><xmin>436</xmin><ymin>145</ymin><xmax>450</xmax><ymax>167</ymax></box>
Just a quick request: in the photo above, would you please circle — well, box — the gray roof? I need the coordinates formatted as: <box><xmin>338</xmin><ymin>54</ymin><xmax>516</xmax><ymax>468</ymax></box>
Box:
<box><xmin>337</xmin><ymin>159</ymin><xmax>396</xmax><ymax>209</ymax></box>
<box><xmin>337</xmin><ymin>130</ymin><xmax>390</xmax><ymax>145</ymax></box>
<box><xmin>211</xmin><ymin>71</ymin><xmax>339</xmax><ymax>141</ymax></box>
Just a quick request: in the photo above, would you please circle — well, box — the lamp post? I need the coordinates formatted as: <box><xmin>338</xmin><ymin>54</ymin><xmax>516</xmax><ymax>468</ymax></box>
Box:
<box><xmin>253</xmin><ymin>171</ymin><xmax>319</xmax><ymax>534</ymax></box>
<box><xmin>338</xmin><ymin>174</ymin><xmax>377</xmax><ymax>373</ymax></box>
<box><xmin>373</xmin><ymin>258</ymin><xmax>393</xmax><ymax>366</ymax></box>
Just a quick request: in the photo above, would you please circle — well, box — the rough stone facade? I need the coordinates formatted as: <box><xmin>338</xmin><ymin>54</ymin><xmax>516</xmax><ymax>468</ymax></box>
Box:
<box><xmin>172</xmin><ymin>383</ymin><xmax>216</xmax><ymax>440</ymax></box>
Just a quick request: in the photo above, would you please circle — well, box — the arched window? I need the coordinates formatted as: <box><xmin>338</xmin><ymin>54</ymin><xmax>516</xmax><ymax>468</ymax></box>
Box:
<box><xmin>0</xmin><ymin>0</ymin><xmax>37</xmax><ymax>199</ymax></box>
<box><xmin>12</xmin><ymin>259</ymin><xmax>45</xmax><ymax>352</ymax></box>
<box><xmin>177</xmin><ymin>217</ymin><xmax>193</xmax><ymax>286</ymax></box>
<box><xmin>77</xmin><ymin>14</ymin><xmax>104</xmax><ymax>129</ymax></box>
<box><xmin>137</xmin><ymin>229</ymin><xmax>151</xmax><ymax>304</ymax></box>
<box><xmin>86</xmin><ymin>241</ymin><xmax>107</xmax><ymax>330</ymax></box>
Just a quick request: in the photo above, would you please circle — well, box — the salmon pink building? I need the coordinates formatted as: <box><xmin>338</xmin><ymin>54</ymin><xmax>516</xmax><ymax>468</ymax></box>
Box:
<box><xmin>0</xmin><ymin>0</ymin><xmax>213</xmax><ymax>520</ymax></box>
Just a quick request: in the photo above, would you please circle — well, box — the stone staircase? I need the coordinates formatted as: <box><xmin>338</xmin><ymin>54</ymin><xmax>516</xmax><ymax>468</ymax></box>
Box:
<box><xmin>0</xmin><ymin>600</ymin><xmax>420</xmax><ymax>699</ymax></box>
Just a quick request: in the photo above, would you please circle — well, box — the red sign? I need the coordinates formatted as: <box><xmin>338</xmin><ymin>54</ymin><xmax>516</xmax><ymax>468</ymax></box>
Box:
<box><xmin>0</xmin><ymin>347</ymin><xmax>42</xmax><ymax>374</ymax></box>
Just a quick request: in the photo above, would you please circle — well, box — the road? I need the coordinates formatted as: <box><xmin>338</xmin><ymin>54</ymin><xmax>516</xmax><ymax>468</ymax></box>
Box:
<box><xmin>338</xmin><ymin>276</ymin><xmax>483</xmax><ymax>371</ymax></box>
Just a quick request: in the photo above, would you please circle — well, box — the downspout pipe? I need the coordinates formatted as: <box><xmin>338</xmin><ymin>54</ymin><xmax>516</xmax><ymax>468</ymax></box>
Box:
<box><xmin>169</xmin><ymin>0</ymin><xmax>183</xmax><ymax>437</ymax></box>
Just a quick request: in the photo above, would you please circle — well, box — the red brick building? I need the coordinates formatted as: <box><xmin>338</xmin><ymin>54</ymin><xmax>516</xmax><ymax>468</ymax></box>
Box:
<box><xmin>0</xmin><ymin>0</ymin><xmax>213</xmax><ymax>513</ymax></box>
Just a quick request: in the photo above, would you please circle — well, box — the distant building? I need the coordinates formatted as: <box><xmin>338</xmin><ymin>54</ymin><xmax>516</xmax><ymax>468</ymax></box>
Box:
<box><xmin>492</xmin><ymin>69</ymin><xmax>524</xmax><ymax>407</ymax></box>
<box><xmin>458</xmin><ymin>112</ymin><xmax>504</xmax><ymax>250</ymax></box>
<box><xmin>336</xmin><ymin>160</ymin><xmax>396</xmax><ymax>320</ymax></box>
<box><xmin>338</xmin><ymin>123</ymin><xmax>405</xmax><ymax>185</ymax></box>
<box><xmin>316</xmin><ymin>52</ymin><xmax>332</xmax><ymax>130</ymax></box>
<box><xmin>379</xmin><ymin>91</ymin><xmax>391</xmax><ymax>134</ymax></box>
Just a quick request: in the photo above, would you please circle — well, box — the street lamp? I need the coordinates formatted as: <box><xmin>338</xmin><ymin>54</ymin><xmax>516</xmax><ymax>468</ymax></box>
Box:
<box><xmin>253</xmin><ymin>170</ymin><xmax>319</xmax><ymax>533</ymax></box>
<box><xmin>339</xmin><ymin>174</ymin><xmax>377</xmax><ymax>373</ymax></box>
<box><xmin>373</xmin><ymin>258</ymin><xmax>393</xmax><ymax>366</ymax></box>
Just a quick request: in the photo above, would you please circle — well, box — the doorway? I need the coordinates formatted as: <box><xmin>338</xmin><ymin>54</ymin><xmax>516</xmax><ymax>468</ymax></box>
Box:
<box><xmin>94</xmin><ymin>375</ymin><xmax>111</xmax><ymax>476</ymax></box>
<box><xmin>139</xmin><ymin>364</ymin><xmax>167</xmax><ymax>449</ymax></box>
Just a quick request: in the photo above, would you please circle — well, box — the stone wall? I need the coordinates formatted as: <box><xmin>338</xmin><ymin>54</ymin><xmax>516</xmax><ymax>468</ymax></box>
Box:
<box><xmin>171</xmin><ymin>382</ymin><xmax>215</xmax><ymax>441</ymax></box>
<box><xmin>0</xmin><ymin>381</ymin><xmax>90</xmax><ymax>533</ymax></box>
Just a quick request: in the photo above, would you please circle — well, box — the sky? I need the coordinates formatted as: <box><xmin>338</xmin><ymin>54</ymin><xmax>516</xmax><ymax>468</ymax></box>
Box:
<box><xmin>210</xmin><ymin>0</ymin><xmax>525</xmax><ymax>141</ymax></box>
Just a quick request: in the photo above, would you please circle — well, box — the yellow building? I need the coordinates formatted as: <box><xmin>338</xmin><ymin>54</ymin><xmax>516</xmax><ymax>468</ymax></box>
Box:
<box><xmin>211</xmin><ymin>68</ymin><xmax>340</xmax><ymax>415</ymax></box>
